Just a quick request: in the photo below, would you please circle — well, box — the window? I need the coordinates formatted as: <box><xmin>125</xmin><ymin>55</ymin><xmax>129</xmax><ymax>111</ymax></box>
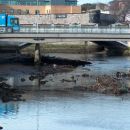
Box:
<box><xmin>65</xmin><ymin>0</ymin><xmax>77</xmax><ymax>6</ymax></box>
<box><xmin>1</xmin><ymin>9</ymin><xmax>6</xmax><ymax>13</ymax></box>
<box><xmin>25</xmin><ymin>9</ymin><xmax>29</xmax><ymax>14</ymax></box>
<box><xmin>10</xmin><ymin>9</ymin><xmax>14</xmax><ymax>15</ymax></box>
<box><xmin>17</xmin><ymin>9</ymin><xmax>21</xmax><ymax>15</ymax></box>
<box><xmin>10</xmin><ymin>18</ymin><xmax>19</xmax><ymax>25</ymax></box>
<box><xmin>35</xmin><ymin>10</ymin><xmax>40</xmax><ymax>15</ymax></box>
<box><xmin>55</xmin><ymin>14</ymin><xmax>67</xmax><ymax>19</ymax></box>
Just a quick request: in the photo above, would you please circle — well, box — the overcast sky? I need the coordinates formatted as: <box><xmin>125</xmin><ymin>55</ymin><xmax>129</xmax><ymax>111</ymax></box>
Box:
<box><xmin>78</xmin><ymin>0</ymin><xmax>111</xmax><ymax>5</ymax></box>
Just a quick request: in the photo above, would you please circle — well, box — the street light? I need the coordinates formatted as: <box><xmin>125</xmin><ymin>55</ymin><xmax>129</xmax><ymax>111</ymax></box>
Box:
<box><xmin>36</xmin><ymin>0</ymin><xmax>39</xmax><ymax>33</ymax></box>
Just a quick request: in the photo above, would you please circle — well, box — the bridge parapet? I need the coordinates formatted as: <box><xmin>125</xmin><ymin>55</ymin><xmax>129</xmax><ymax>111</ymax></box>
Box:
<box><xmin>128</xmin><ymin>42</ymin><xmax>130</xmax><ymax>47</ymax></box>
<box><xmin>19</xmin><ymin>26</ymin><xmax>130</xmax><ymax>34</ymax></box>
<box><xmin>1</xmin><ymin>26</ymin><xmax>130</xmax><ymax>34</ymax></box>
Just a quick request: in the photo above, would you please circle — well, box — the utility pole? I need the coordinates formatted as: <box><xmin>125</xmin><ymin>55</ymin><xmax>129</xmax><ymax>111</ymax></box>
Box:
<box><xmin>36</xmin><ymin>0</ymin><xmax>39</xmax><ymax>33</ymax></box>
<box><xmin>34</xmin><ymin>0</ymin><xmax>41</xmax><ymax>65</ymax></box>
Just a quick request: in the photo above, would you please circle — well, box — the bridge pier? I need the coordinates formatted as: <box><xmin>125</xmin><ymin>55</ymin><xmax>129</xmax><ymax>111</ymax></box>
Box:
<box><xmin>84</xmin><ymin>41</ymin><xmax>90</xmax><ymax>54</ymax></box>
<box><xmin>128</xmin><ymin>41</ymin><xmax>130</xmax><ymax>48</ymax></box>
<box><xmin>34</xmin><ymin>43</ymin><xmax>41</xmax><ymax>65</ymax></box>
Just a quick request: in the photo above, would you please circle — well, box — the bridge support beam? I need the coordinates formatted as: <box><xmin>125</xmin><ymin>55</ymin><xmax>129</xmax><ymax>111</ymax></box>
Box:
<box><xmin>34</xmin><ymin>43</ymin><xmax>41</xmax><ymax>65</ymax></box>
<box><xmin>128</xmin><ymin>41</ymin><xmax>130</xmax><ymax>48</ymax></box>
<box><xmin>84</xmin><ymin>41</ymin><xmax>89</xmax><ymax>54</ymax></box>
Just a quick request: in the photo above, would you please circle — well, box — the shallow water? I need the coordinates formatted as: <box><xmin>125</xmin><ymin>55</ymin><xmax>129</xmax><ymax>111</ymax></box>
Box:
<box><xmin>1</xmin><ymin>53</ymin><xmax>130</xmax><ymax>130</ymax></box>
<box><xmin>1</xmin><ymin>92</ymin><xmax>130</xmax><ymax>130</ymax></box>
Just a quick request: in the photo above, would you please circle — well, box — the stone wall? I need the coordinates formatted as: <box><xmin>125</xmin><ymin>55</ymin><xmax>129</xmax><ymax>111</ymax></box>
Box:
<box><xmin>15</xmin><ymin>13</ymin><xmax>90</xmax><ymax>25</ymax></box>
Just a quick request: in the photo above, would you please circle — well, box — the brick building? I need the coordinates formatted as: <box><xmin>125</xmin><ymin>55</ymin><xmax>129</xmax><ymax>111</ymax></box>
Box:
<box><xmin>0</xmin><ymin>0</ymin><xmax>81</xmax><ymax>14</ymax></box>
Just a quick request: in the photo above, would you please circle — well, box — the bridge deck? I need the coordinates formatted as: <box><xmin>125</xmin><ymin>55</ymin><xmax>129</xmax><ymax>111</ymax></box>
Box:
<box><xmin>0</xmin><ymin>33</ymin><xmax>130</xmax><ymax>41</ymax></box>
<box><xmin>0</xmin><ymin>27</ymin><xmax>130</xmax><ymax>43</ymax></box>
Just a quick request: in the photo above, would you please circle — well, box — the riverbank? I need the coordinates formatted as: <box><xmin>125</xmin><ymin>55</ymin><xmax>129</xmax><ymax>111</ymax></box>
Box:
<box><xmin>21</xmin><ymin>42</ymin><xmax>101</xmax><ymax>54</ymax></box>
<box><xmin>21</xmin><ymin>42</ymin><xmax>130</xmax><ymax>56</ymax></box>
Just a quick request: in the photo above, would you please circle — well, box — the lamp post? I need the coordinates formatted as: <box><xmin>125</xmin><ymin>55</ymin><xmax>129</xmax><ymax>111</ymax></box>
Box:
<box><xmin>36</xmin><ymin>0</ymin><xmax>39</xmax><ymax>33</ymax></box>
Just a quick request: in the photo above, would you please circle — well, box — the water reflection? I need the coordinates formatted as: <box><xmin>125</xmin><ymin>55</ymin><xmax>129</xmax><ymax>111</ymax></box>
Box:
<box><xmin>0</xmin><ymin>102</ymin><xmax>18</xmax><ymax>117</ymax></box>
<box><xmin>1</xmin><ymin>92</ymin><xmax>130</xmax><ymax>130</ymax></box>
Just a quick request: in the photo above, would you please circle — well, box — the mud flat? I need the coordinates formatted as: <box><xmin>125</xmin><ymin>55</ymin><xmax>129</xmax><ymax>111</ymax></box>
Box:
<box><xmin>0</xmin><ymin>53</ymin><xmax>91</xmax><ymax>66</ymax></box>
<box><xmin>0</xmin><ymin>82</ymin><xmax>25</xmax><ymax>103</ymax></box>
<box><xmin>0</xmin><ymin>53</ymin><xmax>130</xmax><ymax>104</ymax></box>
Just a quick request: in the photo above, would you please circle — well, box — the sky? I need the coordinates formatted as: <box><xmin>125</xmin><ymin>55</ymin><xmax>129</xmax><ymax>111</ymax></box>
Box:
<box><xmin>78</xmin><ymin>0</ymin><xmax>111</xmax><ymax>5</ymax></box>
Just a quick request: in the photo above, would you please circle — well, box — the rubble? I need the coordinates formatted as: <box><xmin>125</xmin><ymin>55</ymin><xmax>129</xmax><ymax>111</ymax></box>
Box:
<box><xmin>89</xmin><ymin>75</ymin><xmax>128</xmax><ymax>95</ymax></box>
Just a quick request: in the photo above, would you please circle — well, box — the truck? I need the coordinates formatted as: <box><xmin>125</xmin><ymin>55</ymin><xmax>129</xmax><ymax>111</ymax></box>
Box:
<box><xmin>0</xmin><ymin>14</ymin><xmax>20</xmax><ymax>32</ymax></box>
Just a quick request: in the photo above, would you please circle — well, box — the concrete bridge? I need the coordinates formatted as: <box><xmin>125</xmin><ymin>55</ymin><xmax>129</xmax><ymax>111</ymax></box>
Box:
<box><xmin>0</xmin><ymin>26</ymin><xmax>130</xmax><ymax>63</ymax></box>
<box><xmin>0</xmin><ymin>26</ymin><xmax>130</xmax><ymax>39</ymax></box>
<box><xmin>0</xmin><ymin>26</ymin><xmax>130</xmax><ymax>44</ymax></box>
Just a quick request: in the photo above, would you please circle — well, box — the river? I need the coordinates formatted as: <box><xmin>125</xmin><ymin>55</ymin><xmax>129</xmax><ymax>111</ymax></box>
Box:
<box><xmin>0</xmin><ymin>53</ymin><xmax>130</xmax><ymax>130</ymax></box>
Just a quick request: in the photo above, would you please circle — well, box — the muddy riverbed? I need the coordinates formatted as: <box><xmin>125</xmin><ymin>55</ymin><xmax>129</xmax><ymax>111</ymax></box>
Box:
<box><xmin>1</xmin><ymin>53</ymin><xmax>130</xmax><ymax>130</ymax></box>
<box><xmin>0</xmin><ymin>53</ymin><xmax>130</xmax><ymax>93</ymax></box>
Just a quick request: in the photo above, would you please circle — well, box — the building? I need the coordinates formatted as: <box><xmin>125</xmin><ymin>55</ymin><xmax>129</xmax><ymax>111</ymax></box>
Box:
<box><xmin>0</xmin><ymin>0</ymin><xmax>81</xmax><ymax>15</ymax></box>
<box><xmin>125</xmin><ymin>11</ymin><xmax>130</xmax><ymax>23</ymax></box>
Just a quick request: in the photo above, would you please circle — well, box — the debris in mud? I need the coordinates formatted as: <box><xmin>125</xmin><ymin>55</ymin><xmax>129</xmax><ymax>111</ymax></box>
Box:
<box><xmin>89</xmin><ymin>75</ymin><xmax>128</xmax><ymax>95</ymax></box>
<box><xmin>29</xmin><ymin>64</ymin><xmax>75</xmax><ymax>81</ymax></box>
<box><xmin>61</xmin><ymin>79</ymin><xmax>76</xmax><ymax>83</ymax></box>
<box><xmin>116</xmin><ymin>71</ymin><xmax>130</xmax><ymax>79</ymax></box>
<box><xmin>21</xmin><ymin>78</ymin><xmax>26</xmax><ymax>82</ymax></box>
<box><xmin>40</xmin><ymin>80</ymin><xmax>48</xmax><ymax>85</ymax></box>
<box><xmin>82</xmin><ymin>74</ymin><xmax>90</xmax><ymax>77</ymax></box>
<box><xmin>29</xmin><ymin>75</ymin><xmax>38</xmax><ymax>81</ymax></box>
<box><xmin>0</xmin><ymin>82</ymin><xmax>25</xmax><ymax>103</ymax></box>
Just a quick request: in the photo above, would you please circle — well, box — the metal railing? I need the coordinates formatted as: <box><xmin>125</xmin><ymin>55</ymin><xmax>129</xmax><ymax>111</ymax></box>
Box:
<box><xmin>0</xmin><ymin>26</ymin><xmax>130</xmax><ymax>34</ymax></box>
<box><xmin>20</xmin><ymin>26</ymin><xmax>130</xmax><ymax>34</ymax></box>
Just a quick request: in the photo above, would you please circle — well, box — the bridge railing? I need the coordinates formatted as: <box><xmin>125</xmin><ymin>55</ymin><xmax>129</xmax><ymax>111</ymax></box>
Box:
<box><xmin>19</xmin><ymin>26</ymin><xmax>130</xmax><ymax>34</ymax></box>
<box><xmin>0</xmin><ymin>26</ymin><xmax>130</xmax><ymax>34</ymax></box>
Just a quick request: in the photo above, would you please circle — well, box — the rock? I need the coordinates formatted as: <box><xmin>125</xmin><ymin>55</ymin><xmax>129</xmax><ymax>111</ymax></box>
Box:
<box><xmin>61</xmin><ymin>79</ymin><xmax>76</xmax><ymax>83</ymax></box>
<box><xmin>82</xmin><ymin>74</ymin><xmax>89</xmax><ymax>77</ymax></box>
<box><xmin>40</xmin><ymin>80</ymin><xmax>48</xmax><ymax>85</ymax></box>
<box><xmin>53</xmin><ymin>64</ymin><xmax>57</xmax><ymax>68</ymax></box>
<box><xmin>21</xmin><ymin>78</ymin><xmax>26</xmax><ymax>82</ymax></box>
<box><xmin>116</xmin><ymin>72</ymin><xmax>127</xmax><ymax>79</ymax></box>
<box><xmin>29</xmin><ymin>75</ymin><xmax>36</xmax><ymax>81</ymax></box>
<box><xmin>71</xmin><ymin>76</ymin><xmax>75</xmax><ymax>80</ymax></box>
<box><xmin>116</xmin><ymin>72</ymin><xmax>121</xmax><ymax>78</ymax></box>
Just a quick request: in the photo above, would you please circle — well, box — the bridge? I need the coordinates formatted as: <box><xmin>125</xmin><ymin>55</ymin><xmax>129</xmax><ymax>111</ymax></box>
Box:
<box><xmin>0</xmin><ymin>26</ymin><xmax>130</xmax><ymax>42</ymax></box>
<box><xmin>0</xmin><ymin>26</ymin><xmax>130</xmax><ymax>63</ymax></box>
